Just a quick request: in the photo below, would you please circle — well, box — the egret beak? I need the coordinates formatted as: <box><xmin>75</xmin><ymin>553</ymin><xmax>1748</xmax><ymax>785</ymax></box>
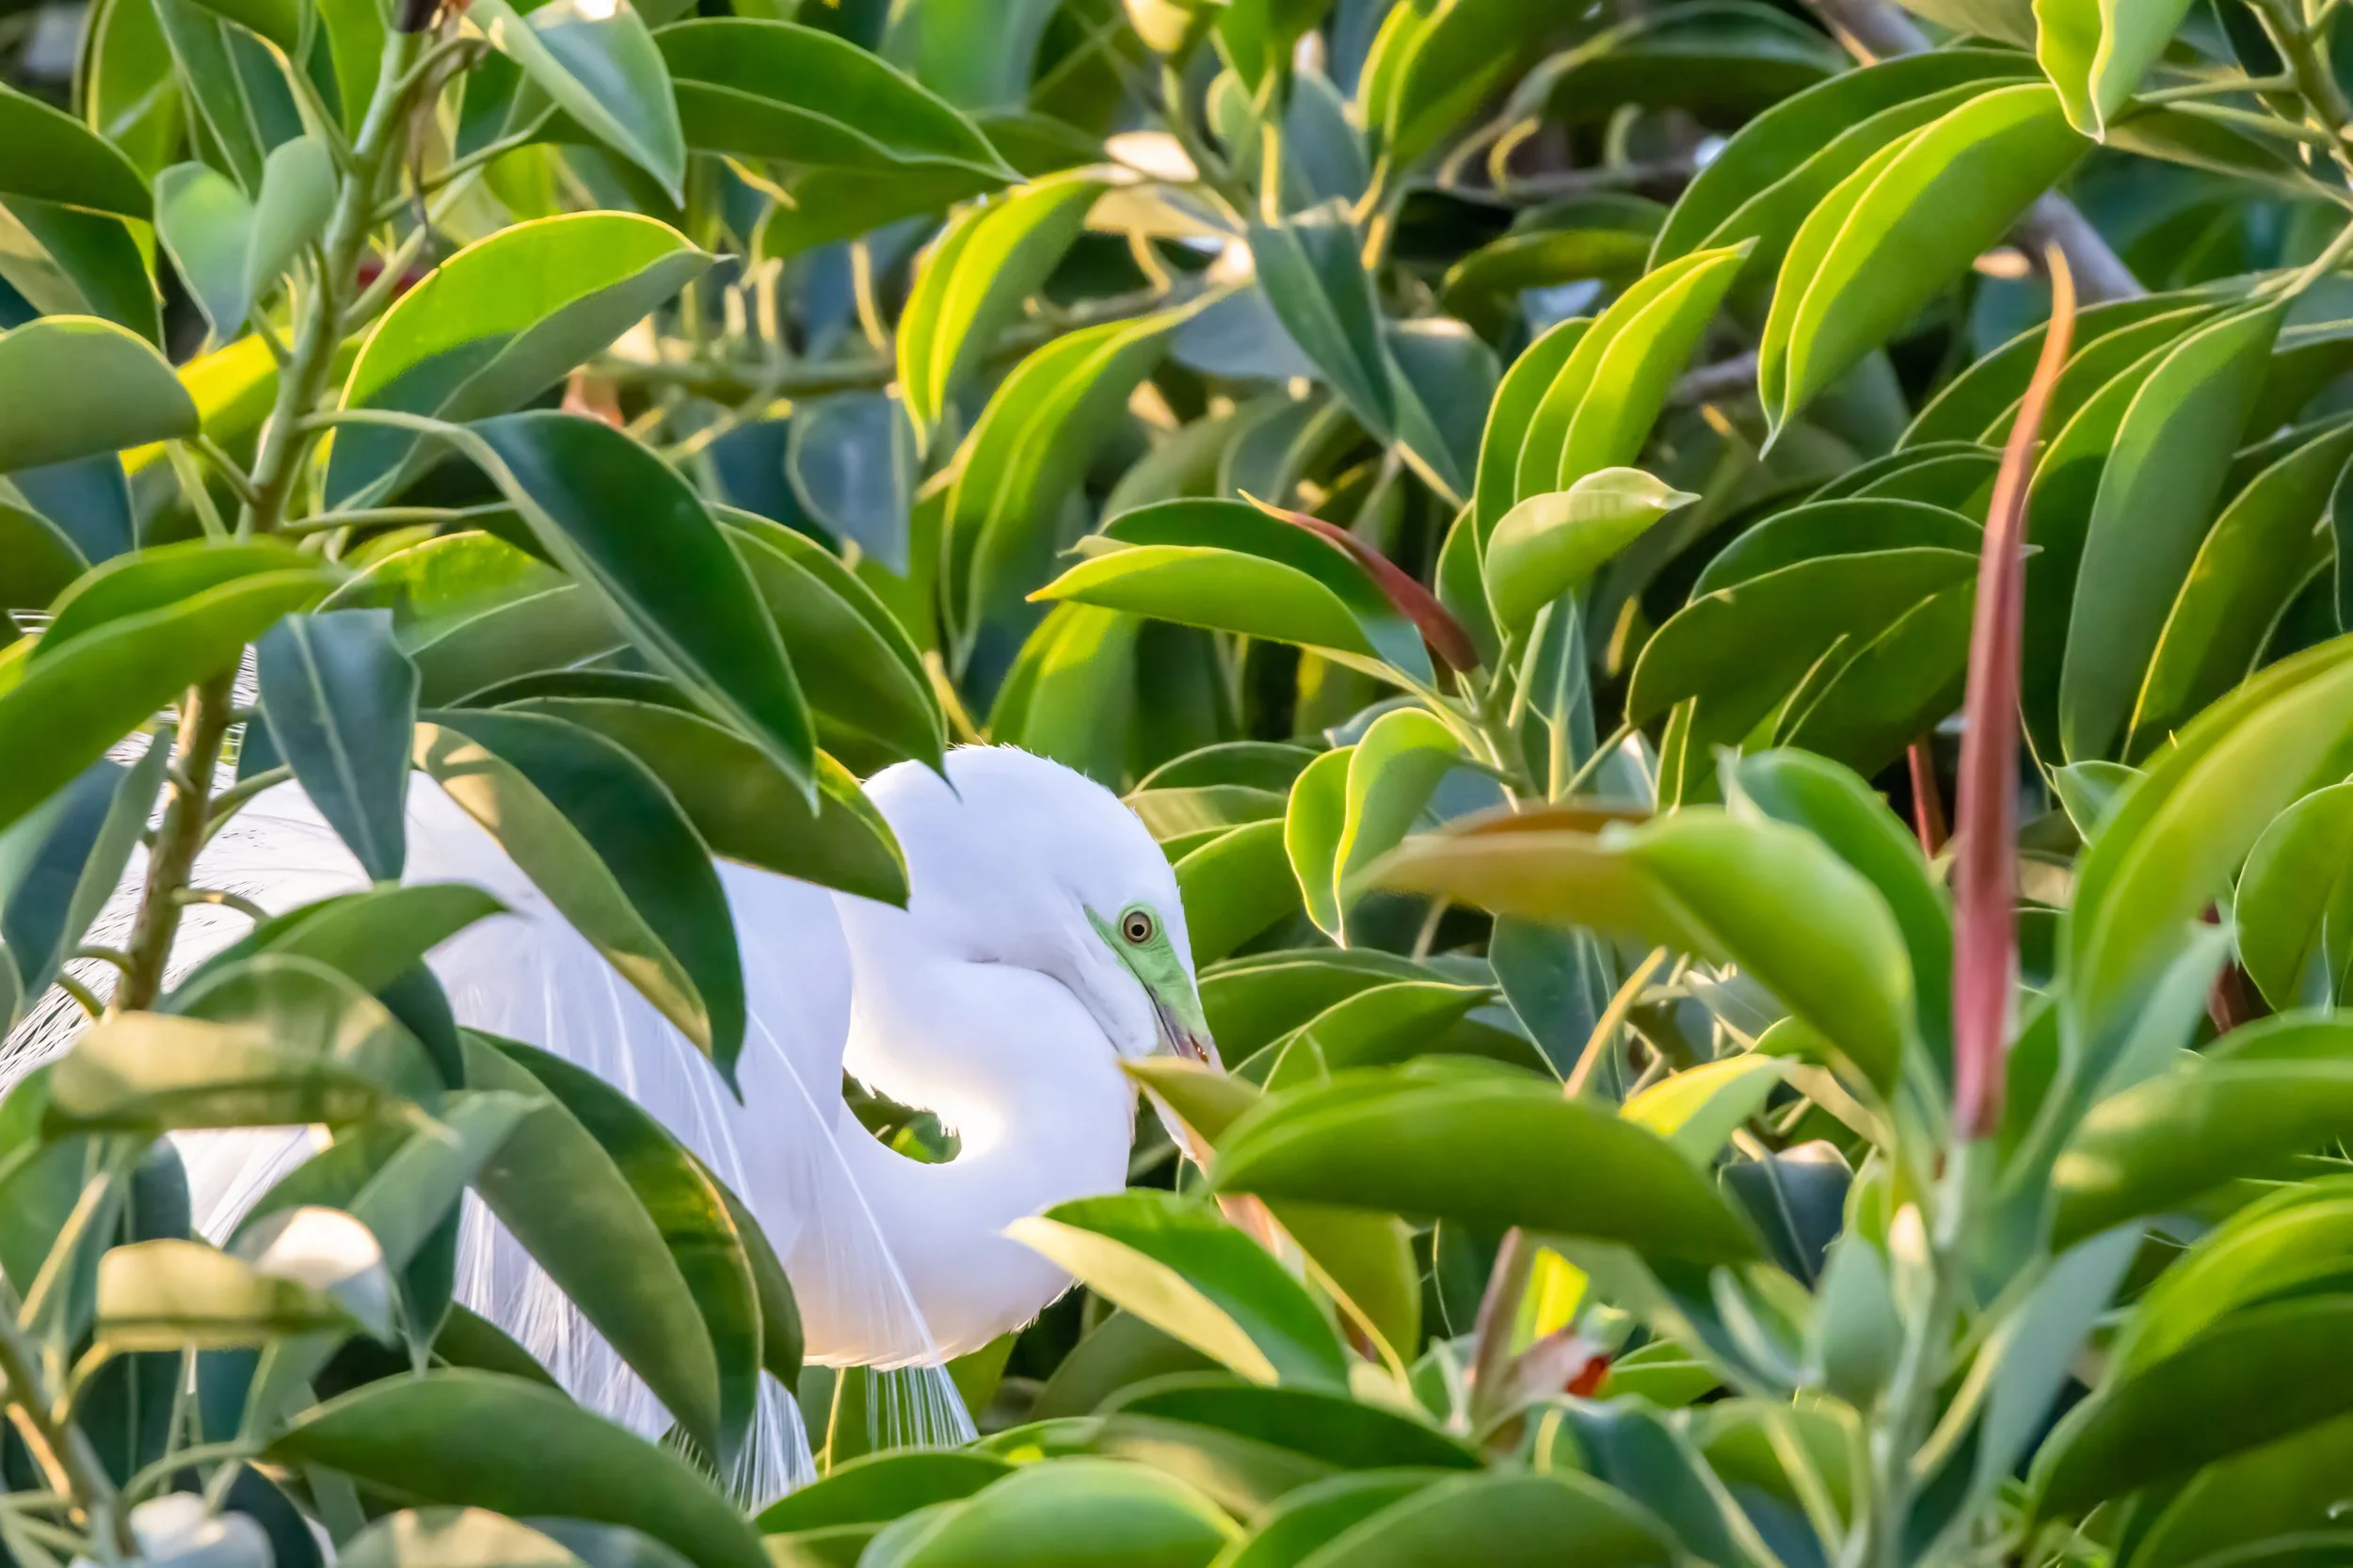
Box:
<box><xmin>1153</xmin><ymin>995</ymin><xmax>1221</xmax><ymax>1069</ymax></box>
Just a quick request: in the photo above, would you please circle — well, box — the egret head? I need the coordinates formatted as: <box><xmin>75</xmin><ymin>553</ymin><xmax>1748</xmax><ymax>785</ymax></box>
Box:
<box><xmin>857</xmin><ymin>746</ymin><xmax>1218</xmax><ymax>1074</ymax></box>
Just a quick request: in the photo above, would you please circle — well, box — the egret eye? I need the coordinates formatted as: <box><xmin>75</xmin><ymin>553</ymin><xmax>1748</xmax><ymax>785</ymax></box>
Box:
<box><xmin>1121</xmin><ymin>909</ymin><xmax>1155</xmax><ymax>944</ymax></box>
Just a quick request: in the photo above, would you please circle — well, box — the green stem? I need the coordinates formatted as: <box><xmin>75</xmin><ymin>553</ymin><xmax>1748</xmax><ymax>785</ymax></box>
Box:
<box><xmin>0</xmin><ymin>1275</ymin><xmax>129</xmax><ymax>1560</ymax></box>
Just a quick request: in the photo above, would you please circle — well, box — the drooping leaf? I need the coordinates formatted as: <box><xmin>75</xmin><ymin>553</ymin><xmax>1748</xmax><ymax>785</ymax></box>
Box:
<box><xmin>256</xmin><ymin>611</ymin><xmax>418</xmax><ymax>884</ymax></box>
<box><xmin>470</xmin><ymin>0</ymin><xmax>686</xmax><ymax>199</ymax></box>
<box><xmin>0</xmin><ymin>317</ymin><xmax>198</xmax><ymax>472</ymax></box>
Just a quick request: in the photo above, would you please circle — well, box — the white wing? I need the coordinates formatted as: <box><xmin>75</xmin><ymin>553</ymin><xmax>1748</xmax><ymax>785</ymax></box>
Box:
<box><xmin>4</xmin><ymin>776</ymin><xmax>975</xmax><ymax>1497</ymax></box>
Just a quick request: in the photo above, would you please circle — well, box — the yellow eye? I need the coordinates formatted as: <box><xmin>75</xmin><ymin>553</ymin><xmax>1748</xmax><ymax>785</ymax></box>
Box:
<box><xmin>1122</xmin><ymin>909</ymin><xmax>1155</xmax><ymax>944</ymax></box>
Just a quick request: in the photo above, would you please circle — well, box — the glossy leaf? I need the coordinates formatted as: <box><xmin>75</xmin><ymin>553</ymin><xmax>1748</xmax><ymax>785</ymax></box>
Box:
<box><xmin>0</xmin><ymin>317</ymin><xmax>198</xmax><ymax>472</ymax></box>
<box><xmin>268</xmin><ymin>1371</ymin><xmax>766</xmax><ymax>1568</ymax></box>
<box><xmin>898</xmin><ymin>172</ymin><xmax>1105</xmax><ymax>448</ymax></box>
<box><xmin>2239</xmin><ymin>783</ymin><xmax>2353</xmax><ymax>1011</ymax></box>
<box><xmin>328</xmin><ymin>214</ymin><xmax>710</xmax><ymax>504</ymax></box>
<box><xmin>1008</xmin><ymin>1191</ymin><xmax>1352</xmax><ymax>1388</ymax></box>
<box><xmin>657</xmin><ymin>19</ymin><xmax>1011</xmax><ymax>179</ymax></box>
<box><xmin>1484</xmin><ymin>468</ymin><xmax>1698</xmax><ymax>635</ymax></box>
<box><xmin>1176</xmin><ymin>821</ymin><xmax>1300</xmax><ymax>966</ymax></box>
<box><xmin>2036</xmin><ymin>0</ymin><xmax>2197</xmax><ymax>136</ymax></box>
<box><xmin>1212</xmin><ymin>1067</ymin><xmax>1760</xmax><ymax>1263</ymax></box>
<box><xmin>413</xmin><ymin>715</ymin><xmax>744</xmax><ymax>1074</ymax></box>
<box><xmin>1760</xmin><ymin>84</ymin><xmax>2088</xmax><ymax>434</ymax></box>
<box><xmin>257</xmin><ymin>611</ymin><xmax>417</xmax><ymax>884</ymax></box>
<box><xmin>2059</xmin><ymin>301</ymin><xmax>2284</xmax><ymax>762</ymax></box>
<box><xmin>869</xmin><ymin>1458</ymin><xmax>1236</xmax><ymax>1568</ymax></box>
<box><xmin>1300</xmin><ymin>1469</ymin><xmax>1676</xmax><ymax>1567</ymax></box>
<box><xmin>1374</xmin><ymin>809</ymin><xmax>1915</xmax><ymax>1092</ymax></box>
<box><xmin>470</xmin><ymin>0</ymin><xmax>685</xmax><ymax>199</ymax></box>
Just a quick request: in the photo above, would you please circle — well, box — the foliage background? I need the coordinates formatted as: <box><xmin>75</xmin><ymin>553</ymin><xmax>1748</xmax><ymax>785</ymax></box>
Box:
<box><xmin>9</xmin><ymin>0</ymin><xmax>2353</xmax><ymax>1564</ymax></box>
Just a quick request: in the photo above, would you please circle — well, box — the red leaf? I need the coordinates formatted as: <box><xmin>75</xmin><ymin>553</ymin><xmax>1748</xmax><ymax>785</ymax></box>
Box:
<box><xmin>1243</xmin><ymin>493</ymin><xmax>1481</xmax><ymax>673</ymax></box>
<box><xmin>1952</xmin><ymin>249</ymin><xmax>2076</xmax><ymax>1140</ymax></box>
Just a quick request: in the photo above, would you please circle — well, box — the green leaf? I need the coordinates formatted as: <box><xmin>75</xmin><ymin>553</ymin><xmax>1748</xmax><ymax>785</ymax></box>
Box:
<box><xmin>864</xmin><ymin>1458</ymin><xmax>1236</xmax><ymax>1568</ymax></box>
<box><xmin>1176</xmin><ymin>821</ymin><xmax>1301</xmax><ymax>966</ymax></box>
<box><xmin>1652</xmin><ymin>51</ymin><xmax>2032</xmax><ymax>268</ymax></box>
<box><xmin>754</xmin><ymin>163</ymin><xmax>1008</xmax><ymax>263</ymax></box>
<box><xmin>1211</xmin><ymin>1067</ymin><xmax>1761</xmax><ymax>1264</ymax></box>
<box><xmin>1385</xmin><ymin>318</ymin><xmax>1497</xmax><ymax>507</ymax></box>
<box><xmin>1332</xmin><ymin>710</ymin><xmax>1460</xmax><ymax>931</ymax></box>
<box><xmin>1727</xmin><ymin>747</ymin><xmax>1953</xmax><ymax>1075</ymax></box>
<box><xmin>190</xmin><ymin>885</ymin><xmax>506</xmax><ymax>1002</ymax></box>
<box><xmin>328</xmin><ymin>214</ymin><xmax>710</xmax><ymax>505</ymax></box>
<box><xmin>1628</xmin><ymin>547</ymin><xmax>1979</xmax><ymax>754</ymax></box>
<box><xmin>1374</xmin><ymin>809</ymin><xmax>1915</xmax><ymax>1094</ymax></box>
<box><xmin>1250</xmin><ymin>206</ymin><xmax>1394</xmax><ymax>440</ymax></box>
<box><xmin>50</xmin><ymin>978</ymin><xmax>439</xmax><ymax>1131</ymax></box>
<box><xmin>0</xmin><ymin>317</ymin><xmax>198</xmax><ymax>472</ymax></box>
<box><xmin>1008</xmin><ymin>1191</ymin><xmax>1352</xmax><ymax>1388</ymax></box>
<box><xmin>2060</xmin><ymin>301</ymin><xmax>2285</xmax><ymax>763</ymax></box>
<box><xmin>881</xmin><ymin>0</ymin><xmax>1064</xmax><ymax>112</ymax></box>
<box><xmin>257</xmin><ymin>611</ymin><xmax>418</xmax><ymax>883</ymax></box>
<box><xmin>1363</xmin><ymin>0</ymin><xmax>1567</xmax><ymax>170</ymax></box>
<box><xmin>1037</xmin><ymin>500</ymin><xmax>1431</xmax><ymax>686</ymax></box>
<box><xmin>658</xmin><ymin>18</ymin><xmax>1011</xmax><ymax>179</ymax></box>
<box><xmin>2052</xmin><ymin>1049</ymin><xmax>2353</xmax><ymax>1242</ymax></box>
<box><xmin>2107</xmin><ymin>1182</ymin><xmax>2353</xmax><ymax>1378</ymax></box>
<box><xmin>2066</xmin><ymin>637</ymin><xmax>2353</xmax><ymax>1051</ymax></box>
<box><xmin>1221</xmin><ymin>1472</ymin><xmax>1446</xmax><ymax>1568</ymax></box>
<box><xmin>2132</xmin><ymin>424</ymin><xmax>2353</xmax><ymax>755</ymax></box>
<box><xmin>757</xmin><ymin>1452</ymin><xmax>1013</xmax><ymax>1534</ymax></box>
<box><xmin>245</xmin><ymin>136</ymin><xmax>336</xmax><ymax>312</ymax></box>
<box><xmin>1622</xmin><ymin>1056</ymin><xmax>1785</xmax><ymax>1160</ymax></box>
<box><xmin>2036</xmin><ymin>1297</ymin><xmax>2353</xmax><ymax>1517</ymax></box>
<box><xmin>1690</xmin><ymin>499</ymin><xmax>1979</xmax><ymax>596</ymax></box>
<box><xmin>486</xmin><ymin>1038</ymin><xmax>759</xmax><ymax>1470</ymax></box>
<box><xmin>1473</xmin><ymin>314</ymin><xmax>1588</xmax><ymax>543</ymax></box>
<box><xmin>1484</xmin><ymin>469</ymin><xmax>1698</xmax><ymax>636</ymax></box>
<box><xmin>1515</xmin><ymin>245</ymin><xmax>1747</xmax><ymax>503</ymax></box>
<box><xmin>2035</xmin><ymin>0</ymin><xmax>2196</xmax><ymax>136</ymax></box>
<box><xmin>461</xmin><ymin>414</ymin><xmax>815</xmax><ymax>793</ymax></box>
<box><xmin>898</xmin><ymin>171</ymin><xmax>1104</xmax><ymax>448</ymax></box>
<box><xmin>470</xmin><ymin>0</ymin><xmax>685</xmax><ymax>199</ymax></box>
<box><xmin>0</xmin><ymin>740</ymin><xmax>166</xmax><ymax>1012</ymax></box>
<box><xmin>1299</xmin><ymin>1469</ymin><xmax>1676</xmax><ymax>1567</ymax></box>
<box><xmin>42</xmin><ymin>539</ymin><xmax>315</xmax><ymax>655</ymax></box>
<box><xmin>720</xmin><ymin>510</ymin><xmax>943</xmax><ymax>774</ymax></box>
<box><xmin>2239</xmin><ymin>783</ymin><xmax>2353</xmax><ymax>1011</ymax></box>
<box><xmin>1760</xmin><ymin>83</ymin><xmax>2089</xmax><ymax>435</ymax></box>
<box><xmin>948</xmin><ymin>297</ymin><xmax>1204</xmax><ymax>646</ymax></box>
<box><xmin>413</xmin><ymin>714</ymin><xmax>744</xmax><ymax>1073</ymax></box>
<box><xmin>97</xmin><ymin>1229</ymin><xmax>379</xmax><ymax>1352</ymax></box>
<box><xmin>1256</xmin><ymin>980</ymin><xmax>1503</xmax><ymax>1087</ymax></box>
<box><xmin>1284</xmin><ymin>748</ymin><xmax>1352</xmax><ymax>939</ymax></box>
<box><xmin>501</xmin><ymin>696</ymin><xmax>906</xmax><ymax>904</ymax></box>
<box><xmin>154</xmin><ymin>162</ymin><xmax>254</xmax><ymax>344</ymax></box>
<box><xmin>0</xmin><ymin>566</ymin><xmax>320</xmax><ymax>836</ymax></box>
<box><xmin>0</xmin><ymin>80</ymin><xmax>152</xmax><ymax>218</ymax></box>
<box><xmin>267</xmin><ymin>1371</ymin><xmax>767</xmax><ymax>1568</ymax></box>
<box><xmin>457</xmin><ymin>1037</ymin><xmax>735</xmax><ymax>1469</ymax></box>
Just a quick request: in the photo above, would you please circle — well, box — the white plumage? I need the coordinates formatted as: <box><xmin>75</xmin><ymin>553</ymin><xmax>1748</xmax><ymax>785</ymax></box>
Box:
<box><xmin>8</xmin><ymin>744</ymin><xmax>1207</xmax><ymax>1495</ymax></box>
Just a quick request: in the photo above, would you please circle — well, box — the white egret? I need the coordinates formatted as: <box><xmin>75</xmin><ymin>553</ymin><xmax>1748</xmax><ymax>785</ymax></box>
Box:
<box><xmin>9</xmin><ymin>744</ymin><xmax>1214</xmax><ymax>1488</ymax></box>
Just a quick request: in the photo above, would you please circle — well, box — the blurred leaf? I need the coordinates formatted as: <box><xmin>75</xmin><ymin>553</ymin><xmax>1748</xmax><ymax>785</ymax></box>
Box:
<box><xmin>97</xmin><ymin>1229</ymin><xmax>379</xmax><ymax>1352</ymax></box>
<box><xmin>0</xmin><ymin>739</ymin><xmax>165</xmax><ymax>1013</ymax></box>
<box><xmin>784</xmin><ymin>393</ymin><xmax>916</xmax><ymax>574</ymax></box>
<box><xmin>1300</xmin><ymin>1469</ymin><xmax>1677</xmax><ymax>1566</ymax></box>
<box><xmin>1362</xmin><ymin>0</ymin><xmax>1566</xmax><ymax>169</ymax></box>
<box><xmin>269</xmin><ymin>1371</ymin><xmax>767</xmax><ymax>1568</ymax></box>
<box><xmin>0</xmin><ymin>317</ymin><xmax>198</xmax><ymax>471</ymax></box>
<box><xmin>757</xmin><ymin>1451</ymin><xmax>1014</xmax><ymax>1533</ymax></box>
<box><xmin>864</xmin><ymin>1458</ymin><xmax>1236</xmax><ymax>1568</ymax></box>
<box><xmin>257</xmin><ymin>611</ymin><xmax>417</xmax><ymax>883</ymax></box>
<box><xmin>339</xmin><ymin>1510</ymin><xmax>595</xmax><ymax>1568</ymax></box>
<box><xmin>1251</xmin><ymin>205</ymin><xmax>1394</xmax><ymax>440</ymax></box>
<box><xmin>154</xmin><ymin>161</ymin><xmax>254</xmax><ymax>344</ymax></box>
<box><xmin>1220</xmin><ymin>1472</ymin><xmax>1445</xmax><ymax>1568</ymax></box>
<box><xmin>1010</xmin><ymin>1191</ymin><xmax>1352</xmax><ymax>1388</ymax></box>
<box><xmin>0</xmin><ymin>81</ymin><xmax>152</xmax><ymax>218</ymax></box>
